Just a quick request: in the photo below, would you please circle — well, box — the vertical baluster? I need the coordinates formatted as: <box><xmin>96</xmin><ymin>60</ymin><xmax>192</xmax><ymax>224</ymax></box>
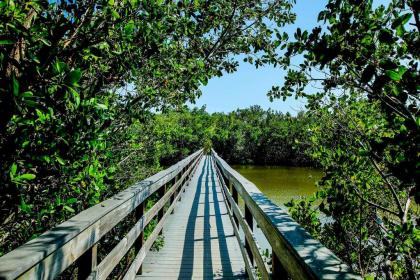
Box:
<box><xmin>135</xmin><ymin>202</ymin><xmax>145</xmax><ymax>274</ymax></box>
<box><xmin>223</xmin><ymin>174</ymin><xmax>231</xmax><ymax>209</ymax></box>
<box><xmin>245</xmin><ymin>205</ymin><xmax>254</xmax><ymax>265</ymax></box>
<box><xmin>77</xmin><ymin>244</ymin><xmax>97</xmax><ymax>279</ymax></box>
<box><xmin>231</xmin><ymin>182</ymin><xmax>239</xmax><ymax>226</ymax></box>
<box><xmin>158</xmin><ymin>184</ymin><xmax>166</xmax><ymax>235</ymax></box>
<box><xmin>272</xmin><ymin>250</ymin><xmax>288</xmax><ymax>279</ymax></box>
<box><xmin>179</xmin><ymin>167</ymin><xmax>186</xmax><ymax>200</ymax></box>
<box><xmin>183</xmin><ymin>165</ymin><xmax>188</xmax><ymax>193</ymax></box>
<box><xmin>171</xmin><ymin>175</ymin><xmax>178</xmax><ymax>214</ymax></box>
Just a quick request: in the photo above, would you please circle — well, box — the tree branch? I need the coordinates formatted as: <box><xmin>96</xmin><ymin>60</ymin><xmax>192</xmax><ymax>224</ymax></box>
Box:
<box><xmin>351</xmin><ymin>185</ymin><xmax>400</xmax><ymax>217</ymax></box>
<box><xmin>6</xmin><ymin>8</ymin><xmax>37</xmax><ymax>77</ymax></box>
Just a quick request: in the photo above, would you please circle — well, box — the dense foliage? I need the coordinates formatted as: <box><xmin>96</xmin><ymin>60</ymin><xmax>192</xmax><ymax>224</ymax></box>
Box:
<box><xmin>109</xmin><ymin>105</ymin><xmax>314</xmax><ymax>188</ymax></box>
<box><xmin>1</xmin><ymin>0</ymin><xmax>418</xmax><ymax>279</ymax></box>
<box><xmin>0</xmin><ymin>0</ymin><xmax>296</xmax><ymax>255</ymax></box>
<box><xmin>210</xmin><ymin>106</ymin><xmax>313</xmax><ymax>166</ymax></box>
<box><xmin>273</xmin><ymin>0</ymin><xmax>419</xmax><ymax>278</ymax></box>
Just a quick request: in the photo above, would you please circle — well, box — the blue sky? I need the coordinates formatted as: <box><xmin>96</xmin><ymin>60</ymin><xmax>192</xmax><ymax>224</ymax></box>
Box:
<box><xmin>189</xmin><ymin>1</ymin><xmax>328</xmax><ymax>114</ymax></box>
<box><xmin>189</xmin><ymin>0</ymin><xmax>389</xmax><ymax>113</ymax></box>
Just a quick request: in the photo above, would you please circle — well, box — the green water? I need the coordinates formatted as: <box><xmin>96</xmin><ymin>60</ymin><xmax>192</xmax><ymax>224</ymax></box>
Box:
<box><xmin>232</xmin><ymin>165</ymin><xmax>323</xmax><ymax>206</ymax></box>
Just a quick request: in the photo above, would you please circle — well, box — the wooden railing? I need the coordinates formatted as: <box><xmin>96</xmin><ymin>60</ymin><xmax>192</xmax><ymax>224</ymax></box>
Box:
<box><xmin>211</xmin><ymin>150</ymin><xmax>361</xmax><ymax>280</ymax></box>
<box><xmin>0</xmin><ymin>150</ymin><xmax>203</xmax><ymax>280</ymax></box>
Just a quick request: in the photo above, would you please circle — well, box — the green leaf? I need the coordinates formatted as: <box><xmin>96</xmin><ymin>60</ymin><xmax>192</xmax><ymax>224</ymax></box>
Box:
<box><xmin>391</xmin><ymin>13</ymin><xmax>412</xmax><ymax>29</ymax></box>
<box><xmin>124</xmin><ymin>20</ymin><xmax>135</xmax><ymax>36</ymax></box>
<box><xmin>53</xmin><ymin>61</ymin><xmax>67</xmax><ymax>74</ymax></box>
<box><xmin>95</xmin><ymin>103</ymin><xmax>108</xmax><ymax>110</ymax></box>
<box><xmin>18</xmin><ymin>173</ymin><xmax>36</xmax><ymax>180</ymax></box>
<box><xmin>66</xmin><ymin>198</ymin><xmax>77</xmax><ymax>204</ymax></box>
<box><xmin>56</xmin><ymin>156</ymin><xmax>66</xmax><ymax>165</ymax></box>
<box><xmin>197</xmin><ymin>60</ymin><xmax>205</xmax><ymax>68</ymax></box>
<box><xmin>0</xmin><ymin>39</ymin><xmax>15</xmax><ymax>45</ymax></box>
<box><xmin>22</xmin><ymin>140</ymin><xmax>30</xmax><ymax>148</ymax></box>
<box><xmin>38</xmin><ymin>38</ymin><xmax>51</xmax><ymax>46</ymax></box>
<box><xmin>111</xmin><ymin>9</ymin><xmax>120</xmax><ymax>19</ymax></box>
<box><xmin>35</xmin><ymin>109</ymin><xmax>46</xmax><ymax>122</ymax></box>
<box><xmin>12</xmin><ymin>76</ymin><xmax>19</xmax><ymax>96</ymax></box>
<box><xmin>66</xmin><ymin>69</ymin><xmax>82</xmax><ymax>86</ymax></box>
<box><xmin>24</xmin><ymin>99</ymin><xmax>38</xmax><ymax>107</ymax></box>
<box><xmin>67</xmin><ymin>87</ymin><xmax>80</xmax><ymax>107</ymax></box>
<box><xmin>64</xmin><ymin>205</ymin><xmax>75</xmax><ymax>213</ymax></box>
<box><xmin>10</xmin><ymin>163</ymin><xmax>17</xmax><ymax>176</ymax></box>
<box><xmin>21</xmin><ymin>91</ymin><xmax>33</xmax><ymax>98</ymax></box>
<box><xmin>19</xmin><ymin>197</ymin><xmax>32</xmax><ymax>213</ymax></box>
<box><xmin>398</xmin><ymin>65</ymin><xmax>407</xmax><ymax>76</ymax></box>
<box><xmin>385</xmin><ymin>70</ymin><xmax>401</xmax><ymax>81</ymax></box>
<box><xmin>396</xmin><ymin>25</ymin><xmax>404</xmax><ymax>37</ymax></box>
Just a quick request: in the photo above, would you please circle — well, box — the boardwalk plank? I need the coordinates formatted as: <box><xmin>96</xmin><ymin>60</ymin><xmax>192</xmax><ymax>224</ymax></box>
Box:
<box><xmin>137</xmin><ymin>156</ymin><xmax>247</xmax><ymax>280</ymax></box>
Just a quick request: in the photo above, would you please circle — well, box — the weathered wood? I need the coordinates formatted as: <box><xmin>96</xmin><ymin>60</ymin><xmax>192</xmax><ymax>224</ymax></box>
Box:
<box><xmin>0</xmin><ymin>150</ymin><xmax>202</xmax><ymax>280</ymax></box>
<box><xmin>138</xmin><ymin>156</ymin><xmax>246</xmax><ymax>280</ymax></box>
<box><xmin>214</xmin><ymin>165</ymin><xmax>256</xmax><ymax>280</ymax></box>
<box><xmin>135</xmin><ymin>202</ymin><xmax>145</xmax><ymax>275</ymax></box>
<box><xmin>232</xmin><ymin>185</ymin><xmax>239</xmax><ymax>227</ymax></box>
<box><xmin>212</xmin><ymin>150</ymin><xmax>361</xmax><ymax>280</ymax></box>
<box><xmin>0</xmin><ymin>149</ymin><xmax>362</xmax><ymax>280</ymax></box>
<box><xmin>123</xmin><ymin>158</ymin><xmax>201</xmax><ymax>280</ymax></box>
<box><xmin>214</xmin><ymin>162</ymin><xmax>270</xmax><ymax>280</ymax></box>
<box><xmin>86</xmin><ymin>155</ymin><xmax>201</xmax><ymax>280</ymax></box>
<box><xmin>157</xmin><ymin>184</ymin><xmax>166</xmax><ymax>235</ymax></box>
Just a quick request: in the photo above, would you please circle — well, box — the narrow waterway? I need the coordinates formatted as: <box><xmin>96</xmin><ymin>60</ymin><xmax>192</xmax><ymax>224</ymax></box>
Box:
<box><xmin>232</xmin><ymin>165</ymin><xmax>323</xmax><ymax>257</ymax></box>
<box><xmin>232</xmin><ymin>165</ymin><xmax>323</xmax><ymax>206</ymax></box>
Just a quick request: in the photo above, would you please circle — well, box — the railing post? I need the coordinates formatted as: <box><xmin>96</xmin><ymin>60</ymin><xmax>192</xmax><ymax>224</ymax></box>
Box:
<box><xmin>170</xmin><ymin>175</ymin><xmax>178</xmax><ymax>214</ymax></box>
<box><xmin>179</xmin><ymin>174</ymin><xmax>183</xmax><ymax>202</ymax></box>
<box><xmin>158</xmin><ymin>184</ymin><xmax>166</xmax><ymax>235</ymax></box>
<box><xmin>77</xmin><ymin>244</ymin><xmax>97</xmax><ymax>279</ymax></box>
<box><xmin>245</xmin><ymin>205</ymin><xmax>254</xmax><ymax>265</ymax></box>
<box><xmin>231</xmin><ymin>182</ymin><xmax>239</xmax><ymax>226</ymax></box>
<box><xmin>272</xmin><ymin>250</ymin><xmax>288</xmax><ymax>279</ymax></box>
<box><xmin>220</xmin><ymin>171</ymin><xmax>231</xmax><ymax>209</ymax></box>
<box><xmin>183</xmin><ymin>165</ymin><xmax>188</xmax><ymax>192</ymax></box>
<box><xmin>135</xmin><ymin>202</ymin><xmax>145</xmax><ymax>274</ymax></box>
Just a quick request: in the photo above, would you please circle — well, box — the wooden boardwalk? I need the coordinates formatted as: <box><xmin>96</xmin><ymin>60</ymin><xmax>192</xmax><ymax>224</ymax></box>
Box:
<box><xmin>137</xmin><ymin>156</ymin><xmax>247</xmax><ymax>279</ymax></box>
<box><xmin>0</xmin><ymin>150</ymin><xmax>360</xmax><ymax>280</ymax></box>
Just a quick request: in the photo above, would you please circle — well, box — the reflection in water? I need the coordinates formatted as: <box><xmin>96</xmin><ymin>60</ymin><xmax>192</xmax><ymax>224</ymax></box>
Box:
<box><xmin>232</xmin><ymin>165</ymin><xmax>323</xmax><ymax>206</ymax></box>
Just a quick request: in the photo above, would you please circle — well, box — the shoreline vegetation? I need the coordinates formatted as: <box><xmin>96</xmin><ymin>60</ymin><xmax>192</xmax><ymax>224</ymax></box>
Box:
<box><xmin>0</xmin><ymin>0</ymin><xmax>418</xmax><ymax>279</ymax></box>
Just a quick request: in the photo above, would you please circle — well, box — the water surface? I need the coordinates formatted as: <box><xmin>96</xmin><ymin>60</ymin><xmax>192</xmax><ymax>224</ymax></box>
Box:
<box><xmin>232</xmin><ymin>165</ymin><xmax>323</xmax><ymax>206</ymax></box>
<box><xmin>232</xmin><ymin>165</ymin><xmax>323</xmax><ymax>253</ymax></box>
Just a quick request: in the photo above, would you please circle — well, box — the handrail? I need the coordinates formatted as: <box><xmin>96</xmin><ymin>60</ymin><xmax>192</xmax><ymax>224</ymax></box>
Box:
<box><xmin>212</xmin><ymin>149</ymin><xmax>361</xmax><ymax>280</ymax></box>
<box><xmin>0</xmin><ymin>150</ymin><xmax>203</xmax><ymax>280</ymax></box>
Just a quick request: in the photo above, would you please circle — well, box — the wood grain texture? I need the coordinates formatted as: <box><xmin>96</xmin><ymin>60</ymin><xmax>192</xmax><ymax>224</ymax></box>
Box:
<box><xmin>214</xmin><ymin>162</ymin><xmax>269</xmax><ymax>280</ymax></box>
<box><xmin>212</xmin><ymin>150</ymin><xmax>362</xmax><ymax>280</ymax></box>
<box><xmin>137</xmin><ymin>156</ymin><xmax>247</xmax><ymax>280</ymax></box>
<box><xmin>123</xmin><ymin>156</ymin><xmax>202</xmax><ymax>280</ymax></box>
<box><xmin>0</xmin><ymin>149</ymin><xmax>363</xmax><ymax>280</ymax></box>
<box><xmin>0</xmin><ymin>150</ymin><xmax>202</xmax><ymax>280</ymax></box>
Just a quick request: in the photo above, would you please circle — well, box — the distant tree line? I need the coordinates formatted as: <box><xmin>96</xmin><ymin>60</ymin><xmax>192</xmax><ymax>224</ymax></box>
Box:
<box><xmin>118</xmin><ymin>105</ymin><xmax>315</xmax><ymax>173</ymax></box>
